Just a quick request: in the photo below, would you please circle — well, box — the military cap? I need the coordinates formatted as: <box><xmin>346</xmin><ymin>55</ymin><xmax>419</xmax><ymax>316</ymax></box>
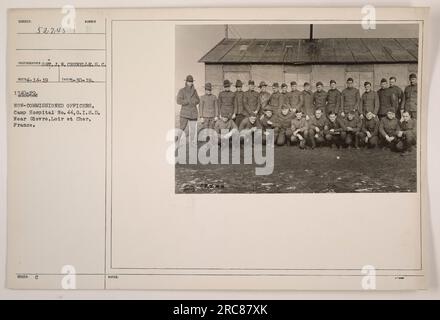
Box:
<box><xmin>223</xmin><ymin>79</ymin><xmax>231</xmax><ymax>87</ymax></box>
<box><xmin>290</xmin><ymin>81</ymin><xmax>297</xmax><ymax>86</ymax></box>
<box><xmin>281</xmin><ymin>83</ymin><xmax>287</xmax><ymax>88</ymax></box>
<box><xmin>185</xmin><ymin>75</ymin><xmax>194</xmax><ymax>82</ymax></box>
<box><xmin>346</xmin><ymin>77</ymin><xmax>354</xmax><ymax>82</ymax></box>
<box><xmin>330</xmin><ymin>80</ymin><xmax>336</xmax><ymax>84</ymax></box>
<box><xmin>409</xmin><ymin>73</ymin><xmax>417</xmax><ymax>79</ymax></box>
<box><xmin>364</xmin><ymin>81</ymin><xmax>371</xmax><ymax>86</ymax></box>
<box><xmin>235</xmin><ymin>80</ymin><xmax>243</xmax><ymax>87</ymax></box>
<box><xmin>272</xmin><ymin>82</ymin><xmax>279</xmax><ymax>88</ymax></box>
<box><xmin>316</xmin><ymin>81</ymin><xmax>323</xmax><ymax>87</ymax></box>
<box><xmin>248</xmin><ymin>80</ymin><xmax>255</xmax><ymax>85</ymax></box>
<box><xmin>259</xmin><ymin>81</ymin><xmax>267</xmax><ymax>88</ymax></box>
<box><xmin>380</xmin><ymin>78</ymin><xmax>388</xmax><ymax>83</ymax></box>
<box><xmin>204</xmin><ymin>83</ymin><xmax>212</xmax><ymax>90</ymax></box>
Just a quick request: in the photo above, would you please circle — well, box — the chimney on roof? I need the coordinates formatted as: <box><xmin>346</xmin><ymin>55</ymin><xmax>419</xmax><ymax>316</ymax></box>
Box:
<box><xmin>309</xmin><ymin>24</ymin><xmax>314</xmax><ymax>41</ymax></box>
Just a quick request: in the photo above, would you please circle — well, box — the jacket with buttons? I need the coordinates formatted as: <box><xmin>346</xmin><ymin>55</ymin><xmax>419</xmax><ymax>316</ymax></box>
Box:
<box><xmin>218</xmin><ymin>90</ymin><xmax>236</xmax><ymax>118</ymax></box>
<box><xmin>341</xmin><ymin>87</ymin><xmax>361</xmax><ymax>113</ymax></box>
<box><xmin>313</xmin><ymin>90</ymin><xmax>328</xmax><ymax>112</ymax></box>
<box><xmin>403</xmin><ymin>84</ymin><xmax>417</xmax><ymax>112</ymax></box>
<box><xmin>243</xmin><ymin>90</ymin><xmax>261</xmax><ymax>116</ymax></box>
<box><xmin>361</xmin><ymin>90</ymin><xmax>380</xmax><ymax>115</ymax></box>
<box><xmin>379</xmin><ymin>117</ymin><xmax>400</xmax><ymax>137</ymax></box>
<box><xmin>326</xmin><ymin>88</ymin><xmax>341</xmax><ymax>114</ymax></box>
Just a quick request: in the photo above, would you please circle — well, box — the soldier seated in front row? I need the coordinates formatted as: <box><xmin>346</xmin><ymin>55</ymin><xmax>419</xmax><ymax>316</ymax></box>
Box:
<box><xmin>238</xmin><ymin>114</ymin><xmax>262</xmax><ymax>144</ymax></box>
<box><xmin>290</xmin><ymin>110</ymin><xmax>308</xmax><ymax>149</ymax></box>
<box><xmin>396</xmin><ymin>111</ymin><xmax>416</xmax><ymax>154</ymax></box>
<box><xmin>341</xmin><ymin>110</ymin><xmax>362</xmax><ymax>149</ymax></box>
<box><xmin>308</xmin><ymin>108</ymin><xmax>327</xmax><ymax>149</ymax></box>
<box><xmin>324</xmin><ymin>112</ymin><xmax>344</xmax><ymax>148</ymax></box>
<box><xmin>214</xmin><ymin>115</ymin><xmax>238</xmax><ymax>146</ymax></box>
<box><xmin>274</xmin><ymin>104</ymin><xmax>294</xmax><ymax>146</ymax></box>
<box><xmin>358</xmin><ymin>111</ymin><xmax>379</xmax><ymax>148</ymax></box>
<box><xmin>260</xmin><ymin>109</ymin><xmax>275</xmax><ymax>145</ymax></box>
<box><xmin>379</xmin><ymin>110</ymin><xmax>401</xmax><ymax>151</ymax></box>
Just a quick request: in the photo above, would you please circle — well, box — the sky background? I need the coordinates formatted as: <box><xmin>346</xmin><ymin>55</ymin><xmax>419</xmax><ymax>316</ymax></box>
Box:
<box><xmin>175</xmin><ymin>24</ymin><xmax>419</xmax><ymax>94</ymax></box>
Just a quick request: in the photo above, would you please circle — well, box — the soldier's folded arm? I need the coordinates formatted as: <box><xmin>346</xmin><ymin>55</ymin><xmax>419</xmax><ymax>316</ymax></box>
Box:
<box><xmin>176</xmin><ymin>89</ymin><xmax>188</xmax><ymax>105</ymax></box>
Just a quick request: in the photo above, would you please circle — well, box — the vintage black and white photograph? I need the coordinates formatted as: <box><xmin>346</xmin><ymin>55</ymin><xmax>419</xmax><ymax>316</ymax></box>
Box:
<box><xmin>175</xmin><ymin>23</ymin><xmax>419</xmax><ymax>194</ymax></box>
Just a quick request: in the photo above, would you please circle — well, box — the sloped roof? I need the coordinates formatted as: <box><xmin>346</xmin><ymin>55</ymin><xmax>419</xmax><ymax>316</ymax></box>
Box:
<box><xmin>199</xmin><ymin>38</ymin><xmax>418</xmax><ymax>64</ymax></box>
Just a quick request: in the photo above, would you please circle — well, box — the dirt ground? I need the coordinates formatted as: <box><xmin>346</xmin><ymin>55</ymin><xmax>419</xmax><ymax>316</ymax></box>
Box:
<box><xmin>175</xmin><ymin>145</ymin><xmax>417</xmax><ymax>193</ymax></box>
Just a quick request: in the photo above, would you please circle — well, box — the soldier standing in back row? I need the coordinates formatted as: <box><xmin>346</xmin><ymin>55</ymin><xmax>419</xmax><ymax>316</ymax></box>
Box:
<box><xmin>233</xmin><ymin>80</ymin><xmax>246</xmax><ymax>126</ymax></box>
<box><xmin>361</xmin><ymin>81</ymin><xmax>379</xmax><ymax>117</ymax></box>
<box><xmin>377</xmin><ymin>78</ymin><xmax>398</xmax><ymax>119</ymax></box>
<box><xmin>341</xmin><ymin>78</ymin><xmax>361</xmax><ymax>118</ymax></box>
<box><xmin>287</xmin><ymin>81</ymin><xmax>303</xmax><ymax>114</ymax></box>
<box><xmin>258</xmin><ymin>81</ymin><xmax>271</xmax><ymax>112</ymax></box>
<box><xmin>326</xmin><ymin>80</ymin><xmax>341</xmax><ymax>116</ymax></box>
<box><xmin>313</xmin><ymin>81</ymin><xmax>328</xmax><ymax>114</ymax></box>
<box><xmin>280</xmin><ymin>83</ymin><xmax>290</xmax><ymax>108</ymax></box>
<box><xmin>218</xmin><ymin>79</ymin><xmax>236</xmax><ymax>120</ymax></box>
<box><xmin>198</xmin><ymin>82</ymin><xmax>218</xmax><ymax>130</ymax></box>
<box><xmin>176</xmin><ymin>75</ymin><xmax>200</xmax><ymax>132</ymax></box>
<box><xmin>268</xmin><ymin>82</ymin><xmax>282</xmax><ymax>113</ymax></box>
<box><xmin>301</xmin><ymin>82</ymin><xmax>314</xmax><ymax>120</ymax></box>
<box><xmin>243</xmin><ymin>80</ymin><xmax>261</xmax><ymax>118</ymax></box>
<box><xmin>403</xmin><ymin>73</ymin><xmax>418</xmax><ymax>119</ymax></box>
<box><xmin>389</xmin><ymin>76</ymin><xmax>404</xmax><ymax>118</ymax></box>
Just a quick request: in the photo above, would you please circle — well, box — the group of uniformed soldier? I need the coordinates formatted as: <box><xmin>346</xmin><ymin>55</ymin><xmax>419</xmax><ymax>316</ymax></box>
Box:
<box><xmin>177</xmin><ymin>73</ymin><xmax>418</xmax><ymax>154</ymax></box>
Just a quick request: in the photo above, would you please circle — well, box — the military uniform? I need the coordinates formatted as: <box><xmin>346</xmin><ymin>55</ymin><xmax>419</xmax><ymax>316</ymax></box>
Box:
<box><xmin>358</xmin><ymin>117</ymin><xmax>379</xmax><ymax>148</ymax></box>
<box><xmin>243</xmin><ymin>89</ymin><xmax>261</xmax><ymax>117</ymax></box>
<box><xmin>389</xmin><ymin>85</ymin><xmax>404</xmax><ymax>117</ymax></box>
<box><xmin>268</xmin><ymin>91</ymin><xmax>282</xmax><ymax>113</ymax></box>
<box><xmin>261</xmin><ymin>114</ymin><xmax>275</xmax><ymax>128</ymax></box>
<box><xmin>239</xmin><ymin>117</ymin><xmax>262</xmax><ymax>130</ymax></box>
<box><xmin>273</xmin><ymin>111</ymin><xmax>294</xmax><ymax>146</ymax></box>
<box><xmin>259</xmin><ymin>91</ymin><xmax>271</xmax><ymax>112</ymax></box>
<box><xmin>361</xmin><ymin>90</ymin><xmax>380</xmax><ymax>116</ymax></box>
<box><xmin>377</xmin><ymin>88</ymin><xmax>398</xmax><ymax>117</ymax></box>
<box><xmin>287</xmin><ymin>89</ymin><xmax>303</xmax><ymax>112</ymax></box>
<box><xmin>279</xmin><ymin>92</ymin><xmax>290</xmax><ymax>108</ymax></box>
<box><xmin>218</xmin><ymin>90</ymin><xmax>236</xmax><ymax>119</ymax></box>
<box><xmin>326</xmin><ymin>88</ymin><xmax>341</xmax><ymax>115</ymax></box>
<box><xmin>301</xmin><ymin>90</ymin><xmax>314</xmax><ymax>117</ymax></box>
<box><xmin>341</xmin><ymin>117</ymin><xmax>362</xmax><ymax>147</ymax></box>
<box><xmin>176</xmin><ymin>85</ymin><xmax>200</xmax><ymax>130</ymax></box>
<box><xmin>396</xmin><ymin>118</ymin><xmax>416</xmax><ymax>151</ymax></box>
<box><xmin>341</xmin><ymin>87</ymin><xmax>361</xmax><ymax>115</ymax></box>
<box><xmin>324</xmin><ymin>118</ymin><xmax>345</xmax><ymax>147</ymax></box>
<box><xmin>313</xmin><ymin>90</ymin><xmax>328</xmax><ymax>112</ymax></box>
<box><xmin>379</xmin><ymin>117</ymin><xmax>401</xmax><ymax>149</ymax></box>
<box><xmin>234</xmin><ymin>90</ymin><xmax>246</xmax><ymax>126</ymax></box>
<box><xmin>198</xmin><ymin>93</ymin><xmax>218</xmax><ymax>130</ymax></box>
<box><xmin>214</xmin><ymin>118</ymin><xmax>238</xmax><ymax>144</ymax></box>
<box><xmin>308</xmin><ymin>115</ymin><xmax>328</xmax><ymax>148</ymax></box>
<box><xmin>238</xmin><ymin>117</ymin><xmax>262</xmax><ymax>144</ymax></box>
<box><xmin>290</xmin><ymin>117</ymin><xmax>309</xmax><ymax>148</ymax></box>
<box><xmin>403</xmin><ymin>84</ymin><xmax>418</xmax><ymax>119</ymax></box>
